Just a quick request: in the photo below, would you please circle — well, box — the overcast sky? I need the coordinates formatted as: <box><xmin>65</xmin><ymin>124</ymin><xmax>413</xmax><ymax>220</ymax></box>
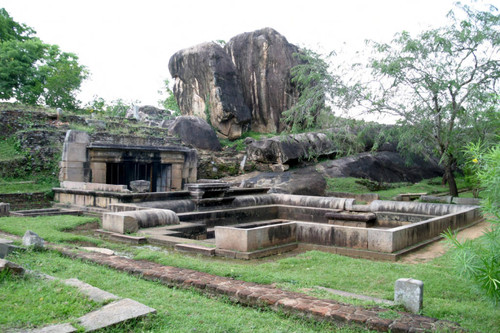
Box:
<box><xmin>3</xmin><ymin>0</ymin><xmax>463</xmax><ymax>108</ymax></box>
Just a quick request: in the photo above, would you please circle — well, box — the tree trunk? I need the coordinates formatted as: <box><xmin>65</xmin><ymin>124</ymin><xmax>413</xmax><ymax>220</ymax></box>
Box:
<box><xmin>445</xmin><ymin>163</ymin><xmax>459</xmax><ymax>197</ymax></box>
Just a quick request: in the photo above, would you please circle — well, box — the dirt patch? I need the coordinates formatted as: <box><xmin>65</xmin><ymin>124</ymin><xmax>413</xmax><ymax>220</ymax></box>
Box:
<box><xmin>400</xmin><ymin>221</ymin><xmax>492</xmax><ymax>264</ymax></box>
<box><xmin>65</xmin><ymin>222</ymin><xmax>100</xmax><ymax>231</ymax></box>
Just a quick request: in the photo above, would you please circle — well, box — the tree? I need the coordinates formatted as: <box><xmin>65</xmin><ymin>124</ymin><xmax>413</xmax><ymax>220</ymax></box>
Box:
<box><xmin>0</xmin><ymin>8</ymin><xmax>88</xmax><ymax>110</ymax></box>
<box><xmin>158</xmin><ymin>78</ymin><xmax>180</xmax><ymax>116</ymax></box>
<box><xmin>357</xmin><ymin>4</ymin><xmax>500</xmax><ymax>196</ymax></box>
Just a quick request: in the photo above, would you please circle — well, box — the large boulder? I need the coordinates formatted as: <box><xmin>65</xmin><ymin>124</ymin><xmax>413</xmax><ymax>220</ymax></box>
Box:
<box><xmin>246</xmin><ymin>132</ymin><xmax>336</xmax><ymax>164</ymax></box>
<box><xmin>168</xmin><ymin>42</ymin><xmax>251</xmax><ymax>140</ymax></box>
<box><xmin>168</xmin><ymin>116</ymin><xmax>222</xmax><ymax>151</ymax></box>
<box><xmin>225</xmin><ymin>28</ymin><xmax>301</xmax><ymax>133</ymax></box>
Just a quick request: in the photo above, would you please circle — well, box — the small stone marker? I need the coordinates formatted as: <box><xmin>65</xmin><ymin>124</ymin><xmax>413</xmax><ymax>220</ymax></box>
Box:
<box><xmin>394</xmin><ymin>278</ymin><xmax>423</xmax><ymax>314</ymax></box>
<box><xmin>0</xmin><ymin>202</ymin><xmax>10</xmax><ymax>216</ymax></box>
<box><xmin>22</xmin><ymin>230</ymin><xmax>45</xmax><ymax>249</ymax></box>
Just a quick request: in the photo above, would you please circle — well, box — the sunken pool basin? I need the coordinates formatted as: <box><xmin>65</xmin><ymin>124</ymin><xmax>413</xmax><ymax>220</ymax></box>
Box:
<box><xmin>214</xmin><ymin>199</ymin><xmax>482</xmax><ymax>255</ymax></box>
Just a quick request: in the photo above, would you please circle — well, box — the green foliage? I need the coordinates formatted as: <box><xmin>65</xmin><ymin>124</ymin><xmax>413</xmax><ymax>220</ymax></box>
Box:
<box><xmin>157</xmin><ymin>78</ymin><xmax>180</xmax><ymax>116</ymax></box>
<box><xmin>84</xmin><ymin>96</ymin><xmax>139</xmax><ymax>118</ymax></box>
<box><xmin>0</xmin><ymin>8</ymin><xmax>88</xmax><ymax>110</ymax></box>
<box><xmin>219</xmin><ymin>131</ymin><xmax>275</xmax><ymax>151</ymax></box>
<box><xmin>444</xmin><ymin>142</ymin><xmax>500</xmax><ymax>304</ymax></box>
<box><xmin>359</xmin><ymin>3</ymin><xmax>500</xmax><ymax>196</ymax></box>
<box><xmin>283</xmin><ymin>49</ymin><xmax>331</xmax><ymax>132</ymax></box>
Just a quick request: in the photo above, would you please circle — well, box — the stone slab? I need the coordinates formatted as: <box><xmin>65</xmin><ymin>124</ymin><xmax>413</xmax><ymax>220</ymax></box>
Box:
<box><xmin>63</xmin><ymin>278</ymin><xmax>119</xmax><ymax>302</ymax></box>
<box><xmin>0</xmin><ymin>258</ymin><xmax>25</xmax><ymax>275</ymax></box>
<box><xmin>78</xmin><ymin>298</ymin><xmax>156</xmax><ymax>331</ymax></box>
<box><xmin>0</xmin><ymin>238</ymin><xmax>16</xmax><ymax>259</ymax></box>
<box><xmin>81</xmin><ymin>247</ymin><xmax>115</xmax><ymax>256</ymax></box>
<box><xmin>175</xmin><ymin>243</ymin><xmax>215</xmax><ymax>256</ymax></box>
<box><xmin>29</xmin><ymin>323</ymin><xmax>77</xmax><ymax>333</ymax></box>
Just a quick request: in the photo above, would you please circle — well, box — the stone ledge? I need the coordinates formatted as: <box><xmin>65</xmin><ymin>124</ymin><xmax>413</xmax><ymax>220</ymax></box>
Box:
<box><xmin>175</xmin><ymin>243</ymin><xmax>215</xmax><ymax>256</ymax></box>
<box><xmin>57</xmin><ymin>248</ymin><xmax>464</xmax><ymax>332</ymax></box>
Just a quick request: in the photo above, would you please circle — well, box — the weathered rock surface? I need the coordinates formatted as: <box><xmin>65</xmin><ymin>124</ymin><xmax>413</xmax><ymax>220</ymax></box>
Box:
<box><xmin>169</xmin><ymin>28</ymin><xmax>302</xmax><ymax>138</ymax></box>
<box><xmin>316</xmin><ymin>151</ymin><xmax>443</xmax><ymax>183</ymax></box>
<box><xmin>168</xmin><ymin>116</ymin><xmax>222</xmax><ymax>151</ymax></box>
<box><xmin>169</xmin><ymin>42</ymin><xmax>251</xmax><ymax>140</ymax></box>
<box><xmin>246</xmin><ymin>132</ymin><xmax>336</xmax><ymax>164</ymax></box>
<box><xmin>232</xmin><ymin>151</ymin><xmax>443</xmax><ymax>196</ymax></box>
<box><xmin>225</xmin><ymin>28</ymin><xmax>301</xmax><ymax>133</ymax></box>
<box><xmin>22</xmin><ymin>230</ymin><xmax>44</xmax><ymax>249</ymax></box>
<box><xmin>241</xmin><ymin>168</ymin><xmax>327</xmax><ymax>196</ymax></box>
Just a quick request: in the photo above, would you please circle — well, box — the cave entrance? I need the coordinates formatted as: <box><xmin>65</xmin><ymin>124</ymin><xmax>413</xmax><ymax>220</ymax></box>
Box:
<box><xmin>106</xmin><ymin>162</ymin><xmax>172</xmax><ymax>192</ymax></box>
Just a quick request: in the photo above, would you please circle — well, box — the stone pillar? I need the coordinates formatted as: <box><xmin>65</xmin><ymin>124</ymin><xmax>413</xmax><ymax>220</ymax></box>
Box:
<box><xmin>59</xmin><ymin>130</ymin><xmax>91</xmax><ymax>183</ymax></box>
<box><xmin>394</xmin><ymin>278</ymin><xmax>423</xmax><ymax>314</ymax></box>
<box><xmin>0</xmin><ymin>203</ymin><xmax>10</xmax><ymax>217</ymax></box>
<box><xmin>90</xmin><ymin>162</ymin><xmax>107</xmax><ymax>183</ymax></box>
<box><xmin>171</xmin><ymin>164</ymin><xmax>183</xmax><ymax>190</ymax></box>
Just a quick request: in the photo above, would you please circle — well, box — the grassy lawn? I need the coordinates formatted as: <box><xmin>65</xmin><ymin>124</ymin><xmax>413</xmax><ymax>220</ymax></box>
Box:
<box><xmin>326</xmin><ymin>177</ymin><xmax>471</xmax><ymax>200</ymax></box>
<box><xmin>0</xmin><ymin>267</ymin><xmax>102</xmax><ymax>331</ymax></box>
<box><xmin>5</xmin><ymin>250</ymin><xmax>370</xmax><ymax>333</ymax></box>
<box><xmin>1</xmin><ymin>215</ymin><xmax>498</xmax><ymax>332</ymax></box>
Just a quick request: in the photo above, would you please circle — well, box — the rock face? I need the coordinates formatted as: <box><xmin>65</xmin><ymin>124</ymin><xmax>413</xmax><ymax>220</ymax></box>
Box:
<box><xmin>225</xmin><ymin>28</ymin><xmax>301</xmax><ymax>133</ymax></box>
<box><xmin>168</xmin><ymin>28</ymin><xmax>301</xmax><ymax>138</ymax></box>
<box><xmin>168</xmin><ymin>42</ymin><xmax>251</xmax><ymax>140</ymax></box>
<box><xmin>246</xmin><ymin>132</ymin><xmax>336</xmax><ymax>165</ymax></box>
<box><xmin>168</xmin><ymin>116</ymin><xmax>222</xmax><ymax>151</ymax></box>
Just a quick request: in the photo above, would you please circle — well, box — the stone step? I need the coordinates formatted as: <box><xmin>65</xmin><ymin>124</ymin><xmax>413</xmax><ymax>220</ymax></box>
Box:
<box><xmin>78</xmin><ymin>298</ymin><xmax>156</xmax><ymax>331</ymax></box>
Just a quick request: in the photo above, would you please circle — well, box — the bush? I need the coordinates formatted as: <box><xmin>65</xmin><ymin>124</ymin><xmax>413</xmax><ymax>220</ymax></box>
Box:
<box><xmin>444</xmin><ymin>142</ymin><xmax>500</xmax><ymax>304</ymax></box>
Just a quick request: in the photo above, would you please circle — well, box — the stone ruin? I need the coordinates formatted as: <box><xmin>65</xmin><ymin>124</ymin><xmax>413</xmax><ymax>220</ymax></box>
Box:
<box><xmin>53</xmin><ymin>172</ymin><xmax>483</xmax><ymax>261</ymax></box>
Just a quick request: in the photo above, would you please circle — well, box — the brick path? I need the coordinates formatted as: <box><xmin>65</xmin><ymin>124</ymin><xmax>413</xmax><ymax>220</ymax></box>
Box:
<box><xmin>58</xmin><ymin>248</ymin><xmax>463</xmax><ymax>332</ymax></box>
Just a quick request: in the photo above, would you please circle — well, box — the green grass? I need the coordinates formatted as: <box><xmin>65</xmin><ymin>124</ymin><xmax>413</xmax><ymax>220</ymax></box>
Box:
<box><xmin>326</xmin><ymin>176</ymin><xmax>470</xmax><ymax>200</ymax></box>
<box><xmin>0</xmin><ymin>177</ymin><xmax>59</xmax><ymax>194</ymax></box>
<box><xmin>0</xmin><ymin>215</ymin><xmax>101</xmax><ymax>246</ymax></box>
<box><xmin>0</xmin><ymin>267</ymin><xmax>101</xmax><ymax>330</ymax></box>
<box><xmin>6</xmin><ymin>250</ymin><xmax>371</xmax><ymax>333</ymax></box>
<box><xmin>0</xmin><ymin>215</ymin><xmax>498</xmax><ymax>332</ymax></box>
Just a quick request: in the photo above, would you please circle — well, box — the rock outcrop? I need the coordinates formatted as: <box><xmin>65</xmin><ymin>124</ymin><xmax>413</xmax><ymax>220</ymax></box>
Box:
<box><xmin>168</xmin><ymin>42</ymin><xmax>251</xmax><ymax>140</ymax></box>
<box><xmin>316</xmin><ymin>151</ymin><xmax>443</xmax><ymax>183</ymax></box>
<box><xmin>168</xmin><ymin>28</ymin><xmax>302</xmax><ymax>138</ymax></box>
<box><xmin>225</xmin><ymin>28</ymin><xmax>301</xmax><ymax>133</ymax></box>
<box><xmin>246</xmin><ymin>132</ymin><xmax>337</xmax><ymax>165</ymax></box>
<box><xmin>168</xmin><ymin>116</ymin><xmax>222</xmax><ymax>151</ymax></box>
<box><xmin>233</xmin><ymin>151</ymin><xmax>443</xmax><ymax>196</ymax></box>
